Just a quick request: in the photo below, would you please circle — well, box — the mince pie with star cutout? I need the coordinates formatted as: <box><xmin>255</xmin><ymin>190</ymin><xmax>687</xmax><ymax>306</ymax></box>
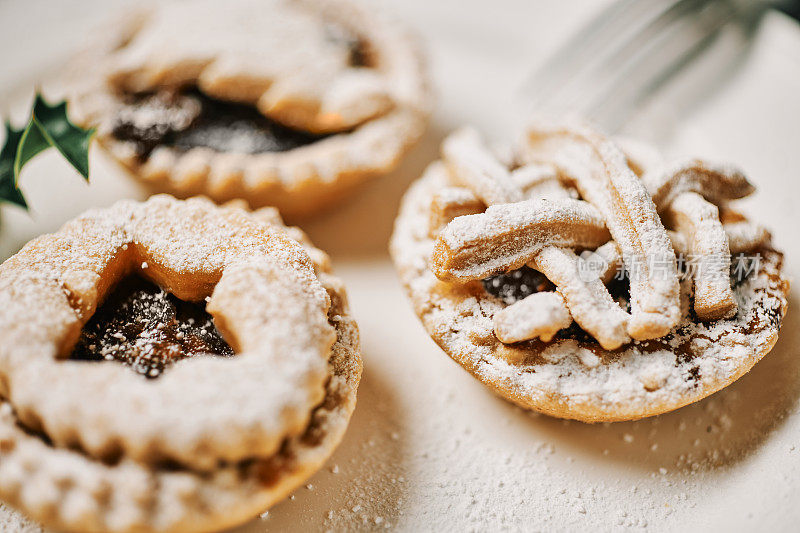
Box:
<box><xmin>0</xmin><ymin>195</ymin><xmax>361</xmax><ymax>532</ymax></box>
<box><xmin>391</xmin><ymin>120</ymin><xmax>788</xmax><ymax>422</ymax></box>
<box><xmin>68</xmin><ymin>0</ymin><xmax>430</xmax><ymax>218</ymax></box>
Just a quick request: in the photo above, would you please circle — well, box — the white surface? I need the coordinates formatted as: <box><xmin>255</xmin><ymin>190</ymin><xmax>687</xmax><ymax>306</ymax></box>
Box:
<box><xmin>1</xmin><ymin>1</ymin><xmax>799</xmax><ymax>532</ymax></box>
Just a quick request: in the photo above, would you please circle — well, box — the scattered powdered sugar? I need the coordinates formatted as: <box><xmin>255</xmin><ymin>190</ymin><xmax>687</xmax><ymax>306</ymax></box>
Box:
<box><xmin>114</xmin><ymin>92</ymin><xmax>200</xmax><ymax>132</ymax></box>
<box><xmin>0</xmin><ymin>504</ymin><xmax>41</xmax><ymax>533</ymax></box>
<box><xmin>69</xmin><ymin>276</ymin><xmax>234</xmax><ymax>378</ymax></box>
<box><xmin>303</xmin><ymin>374</ymin><xmax>790</xmax><ymax>531</ymax></box>
<box><xmin>434</xmin><ymin>198</ymin><xmax>609</xmax><ymax>282</ymax></box>
<box><xmin>177</xmin><ymin>119</ymin><xmax>298</xmax><ymax>154</ymax></box>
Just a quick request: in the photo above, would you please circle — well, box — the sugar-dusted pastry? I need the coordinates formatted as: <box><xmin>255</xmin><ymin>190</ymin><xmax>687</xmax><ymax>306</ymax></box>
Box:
<box><xmin>68</xmin><ymin>0</ymin><xmax>430</xmax><ymax>219</ymax></box>
<box><xmin>390</xmin><ymin>121</ymin><xmax>788</xmax><ymax>422</ymax></box>
<box><xmin>0</xmin><ymin>195</ymin><xmax>361</xmax><ymax>532</ymax></box>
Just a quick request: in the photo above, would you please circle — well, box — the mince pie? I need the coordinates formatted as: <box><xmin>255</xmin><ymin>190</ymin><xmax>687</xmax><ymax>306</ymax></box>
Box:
<box><xmin>0</xmin><ymin>195</ymin><xmax>361</xmax><ymax>532</ymax></box>
<box><xmin>390</xmin><ymin>120</ymin><xmax>788</xmax><ymax>422</ymax></box>
<box><xmin>68</xmin><ymin>0</ymin><xmax>430</xmax><ymax>218</ymax></box>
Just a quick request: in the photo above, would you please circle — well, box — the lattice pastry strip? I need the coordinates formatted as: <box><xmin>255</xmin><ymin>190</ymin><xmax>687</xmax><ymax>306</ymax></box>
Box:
<box><xmin>441</xmin><ymin>127</ymin><xmax>523</xmax><ymax>205</ymax></box>
<box><xmin>428</xmin><ymin>183</ymin><xmax>485</xmax><ymax>237</ymax></box>
<box><xmin>434</xmin><ymin>128</ymin><xmax>634</xmax><ymax>349</ymax></box>
<box><xmin>532</xmin><ymin>246</ymin><xmax>630</xmax><ymax>349</ymax></box>
<box><xmin>717</xmin><ymin>211</ymin><xmax>771</xmax><ymax>253</ymax></box>
<box><xmin>596</xmin><ymin>223</ymin><xmax>769</xmax><ymax>280</ymax></box>
<box><xmin>523</xmin><ymin>120</ymin><xmax>681</xmax><ymax>340</ymax></box>
<box><xmin>428</xmin><ymin>160</ymin><xmax>572</xmax><ymax>237</ymax></box>
<box><xmin>638</xmin><ymin>158</ymin><xmax>757</xmax><ymax>320</ymax></box>
<box><xmin>666</xmin><ymin>192</ymin><xmax>735</xmax><ymax>319</ymax></box>
<box><xmin>431</xmin><ymin>198</ymin><xmax>610</xmax><ymax>282</ymax></box>
<box><xmin>493</xmin><ymin>291</ymin><xmax>571</xmax><ymax>344</ymax></box>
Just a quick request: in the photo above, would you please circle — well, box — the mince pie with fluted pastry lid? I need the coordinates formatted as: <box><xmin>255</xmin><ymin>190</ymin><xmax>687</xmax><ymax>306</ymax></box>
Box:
<box><xmin>390</xmin><ymin>120</ymin><xmax>788</xmax><ymax>422</ymax></box>
<box><xmin>0</xmin><ymin>195</ymin><xmax>361</xmax><ymax>532</ymax></box>
<box><xmin>68</xmin><ymin>0</ymin><xmax>430</xmax><ymax>218</ymax></box>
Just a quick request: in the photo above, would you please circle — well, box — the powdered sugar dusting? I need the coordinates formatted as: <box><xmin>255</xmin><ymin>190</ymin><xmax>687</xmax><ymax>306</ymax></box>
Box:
<box><xmin>523</xmin><ymin>121</ymin><xmax>682</xmax><ymax>340</ymax></box>
<box><xmin>0</xmin><ymin>195</ymin><xmax>336</xmax><ymax>471</ymax></box>
<box><xmin>433</xmin><ymin>198</ymin><xmax>610</xmax><ymax>282</ymax></box>
<box><xmin>70</xmin><ymin>276</ymin><xmax>234</xmax><ymax>378</ymax></box>
<box><xmin>493</xmin><ymin>291</ymin><xmax>571</xmax><ymax>344</ymax></box>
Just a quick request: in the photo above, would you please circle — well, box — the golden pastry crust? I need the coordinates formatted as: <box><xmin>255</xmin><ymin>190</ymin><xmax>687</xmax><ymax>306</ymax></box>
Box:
<box><xmin>67</xmin><ymin>0</ymin><xmax>430</xmax><ymax>219</ymax></box>
<box><xmin>0</xmin><ymin>196</ymin><xmax>362</xmax><ymax>532</ymax></box>
<box><xmin>390</xmin><ymin>158</ymin><xmax>788</xmax><ymax>423</ymax></box>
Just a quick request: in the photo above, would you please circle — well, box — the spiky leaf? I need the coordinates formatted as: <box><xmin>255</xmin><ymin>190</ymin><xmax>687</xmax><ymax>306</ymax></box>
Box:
<box><xmin>0</xmin><ymin>122</ymin><xmax>28</xmax><ymax>209</ymax></box>
<box><xmin>0</xmin><ymin>93</ymin><xmax>94</xmax><ymax>209</ymax></box>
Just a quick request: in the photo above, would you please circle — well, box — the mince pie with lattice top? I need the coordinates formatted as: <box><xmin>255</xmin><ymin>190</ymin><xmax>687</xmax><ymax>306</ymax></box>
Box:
<box><xmin>391</xmin><ymin>120</ymin><xmax>788</xmax><ymax>422</ymax></box>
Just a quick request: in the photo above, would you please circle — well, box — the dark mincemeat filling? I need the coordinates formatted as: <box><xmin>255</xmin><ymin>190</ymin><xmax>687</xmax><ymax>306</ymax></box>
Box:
<box><xmin>112</xmin><ymin>91</ymin><xmax>331</xmax><ymax>159</ymax></box>
<box><xmin>70</xmin><ymin>276</ymin><xmax>234</xmax><ymax>378</ymax></box>
<box><xmin>482</xmin><ymin>253</ymin><xmax>781</xmax><ymax>383</ymax></box>
<box><xmin>483</xmin><ymin>265</ymin><xmax>632</xmax><ymax>312</ymax></box>
<box><xmin>483</xmin><ymin>267</ymin><xmax>631</xmax><ymax>346</ymax></box>
<box><xmin>111</xmin><ymin>27</ymin><xmax>373</xmax><ymax>159</ymax></box>
<box><xmin>482</xmin><ymin>266</ymin><xmax>554</xmax><ymax>305</ymax></box>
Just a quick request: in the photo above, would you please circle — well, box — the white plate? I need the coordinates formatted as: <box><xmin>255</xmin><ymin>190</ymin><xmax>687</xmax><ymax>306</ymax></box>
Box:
<box><xmin>1</xmin><ymin>1</ymin><xmax>799</xmax><ymax>531</ymax></box>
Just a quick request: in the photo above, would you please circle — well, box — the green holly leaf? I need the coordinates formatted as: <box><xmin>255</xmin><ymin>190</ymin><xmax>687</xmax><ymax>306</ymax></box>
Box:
<box><xmin>14</xmin><ymin>116</ymin><xmax>52</xmax><ymax>182</ymax></box>
<box><xmin>0</xmin><ymin>122</ymin><xmax>28</xmax><ymax>209</ymax></box>
<box><xmin>20</xmin><ymin>94</ymin><xmax>94</xmax><ymax>181</ymax></box>
<box><xmin>0</xmin><ymin>93</ymin><xmax>95</xmax><ymax>209</ymax></box>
